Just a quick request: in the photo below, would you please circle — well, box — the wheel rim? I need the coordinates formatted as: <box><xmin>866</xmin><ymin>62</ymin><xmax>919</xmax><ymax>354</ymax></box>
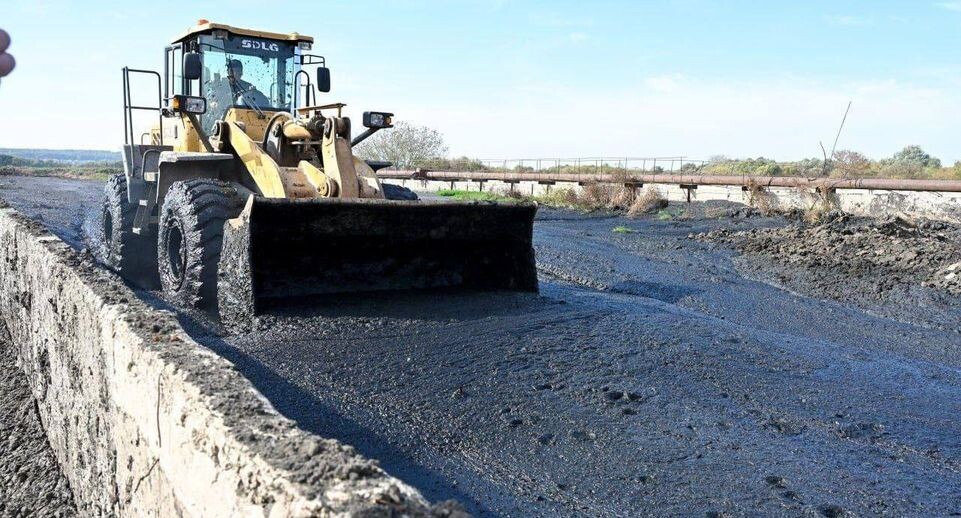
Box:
<box><xmin>165</xmin><ymin>219</ymin><xmax>187</xmax><ymax>289</ymax></box>
<box><xmin>102</xmin><ymin>207</ymin><xmax>114</xmax><ymax>257</ymax></box>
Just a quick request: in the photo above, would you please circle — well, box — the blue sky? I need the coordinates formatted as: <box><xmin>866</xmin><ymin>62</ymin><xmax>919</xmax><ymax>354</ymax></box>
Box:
<box><xmin>1</xmin><ymin>1</ymin><xmax>960</xmax><ymax>162</ymax></box>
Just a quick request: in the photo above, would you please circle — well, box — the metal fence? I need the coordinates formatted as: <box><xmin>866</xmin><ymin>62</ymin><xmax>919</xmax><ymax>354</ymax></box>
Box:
<box><xmin>389</xmin><ymin>156</ymin><xmax>711</xmax><ymax>174</ymax></box>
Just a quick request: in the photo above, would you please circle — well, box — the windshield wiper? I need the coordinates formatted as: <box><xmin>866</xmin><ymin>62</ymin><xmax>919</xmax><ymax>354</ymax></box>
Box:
<box><xmin>235</xmin><ymin>86</ymin><xmax>266</xmax><ymax>118</ymax></box>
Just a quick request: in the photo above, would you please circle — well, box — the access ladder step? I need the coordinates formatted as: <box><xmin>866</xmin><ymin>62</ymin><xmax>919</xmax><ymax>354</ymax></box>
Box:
<box><xmin>131</xmin><ymin>217</ymin><xmax>158</xmax><ymax>235</ymax></box>
<box><xmin>133</xmin><ymin>181</ymin><xmax>158</xmax><ymax>234</ymax></box>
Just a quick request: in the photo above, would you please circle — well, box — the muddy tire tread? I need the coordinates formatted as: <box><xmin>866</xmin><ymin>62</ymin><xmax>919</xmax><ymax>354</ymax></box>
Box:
<box><xmin>158</xmin><ymin>179</ymin><xmax>244</xmax><ymax>308</ymax></box>
<box><xmin>99</xmin><ymin>173</ymin><xmax>157</xmax><ymax>284</ymax></box>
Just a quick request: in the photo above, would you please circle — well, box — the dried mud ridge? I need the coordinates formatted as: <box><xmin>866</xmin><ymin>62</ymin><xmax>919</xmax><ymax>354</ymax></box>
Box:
<box><xmin>697</xmin><ymin>212</ymin><xmax>961</xmax><ymax>315</ymax></box>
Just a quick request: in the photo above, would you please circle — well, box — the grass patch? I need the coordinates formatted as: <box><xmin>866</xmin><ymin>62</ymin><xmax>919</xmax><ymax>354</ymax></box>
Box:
<box><xmin>436</xmin><ymin>189</ymin><xmax>515</xmax><ymax>202</ymax></box>
<box><xmin>656</xmin><ymin>209</ymin><xmax>675</xmax><ymax>221</ymax></box>
<box><xmin>531</xmin><ymin>188</ymin><xmax>580</xmax><ymax>209</ymax></box>
<box><xmin>532</xmin><ymin>183</ymin><xmax>635</xmax><ymax>212</ymax></box>
<box><xmin>0</xmin><ymin>165</ymin><xmax>117</xmax><ymax>181</ymax></box>
<box><xmin>612</xmin><ymin>226</ymin><xmax>636</xmax><ymax>234</ymax></box>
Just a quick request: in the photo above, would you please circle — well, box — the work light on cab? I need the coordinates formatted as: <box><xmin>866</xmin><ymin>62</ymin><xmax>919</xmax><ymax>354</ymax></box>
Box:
<box><xmin>170</xmin><ymin>95</ymin><xmax>206</xmax><ymax>114</ymax></box>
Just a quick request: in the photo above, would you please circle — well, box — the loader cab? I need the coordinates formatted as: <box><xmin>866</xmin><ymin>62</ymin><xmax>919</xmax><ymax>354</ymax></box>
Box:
<box><xmin>165</xmin><ymin>22</ymin><xmax>322</xmax><ymax>138</ymax></box>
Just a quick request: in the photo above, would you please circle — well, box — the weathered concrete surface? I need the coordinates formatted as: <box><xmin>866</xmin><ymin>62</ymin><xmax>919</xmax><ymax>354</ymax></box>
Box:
<box><xmin>0</xmin><ymin>203</ymin><xmax>457</xmax><ymax>517</ymax></box>
<box><xmin>385</xmin><ymin>178</ymin><xmax>961</xmax><ymax>223</ymax></box>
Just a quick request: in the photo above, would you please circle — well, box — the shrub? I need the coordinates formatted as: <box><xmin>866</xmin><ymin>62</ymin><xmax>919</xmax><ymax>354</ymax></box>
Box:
<box><xmin>627</xmin><ymin>187</ymin><xmax>668</xmax><ymax>217</ymax></box>
<box><xmin>535</xmin><ymin>188</ymin><xmax>580</xmax><ymax>208</ymax></box>
<box><xmin>743</xmin><ymin>180</ymin><xmax>776</xmax><ymax>215</ymax></box>
<box><xmin>830</xmin><ymin>150</ymin><xmax>874</xmax><ymax>178</ymax></box>
<box><xmin>879</xmin><ymin>161</ymin><xmax>925</xmax><ymax>179</ymax></box>
<box><xmin>578</xmin><ymin>182</ymin><xmax>619</xmax><ymax>209</ymax></box>
<box><xmin>753</xmin><ymin>163</ymin><xmax>782</xmax><ymax>176</ymax></box>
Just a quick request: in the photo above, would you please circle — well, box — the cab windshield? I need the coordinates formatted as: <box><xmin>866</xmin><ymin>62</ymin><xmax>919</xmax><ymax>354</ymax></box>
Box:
<box><xmin>198</xmin><ymin>34</ymin><xmax>296</xmax><ymax>131</ymax></box>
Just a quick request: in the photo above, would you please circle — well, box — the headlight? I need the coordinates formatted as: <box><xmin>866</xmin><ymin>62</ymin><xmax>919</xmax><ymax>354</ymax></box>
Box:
<box><xmin>298</xmin><ymin>41</ymin><xmax>313</xmax><ymax>50</ymax></box>
<box><xmin>363</xmin><ymin>111</ymin><xmax>394</xmax><ymax>129</ymax></box>
<box><xmin>171</xmin><ymin>95</ymin><xmax>207</xmax><ymax>115</ymax></box>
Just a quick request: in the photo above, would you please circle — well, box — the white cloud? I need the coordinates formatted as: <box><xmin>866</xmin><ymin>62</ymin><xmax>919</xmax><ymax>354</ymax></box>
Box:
<box><xmin>643</xmin><ymin>75</ymin><xmax>681</xmax><ymax>93</ymax></box>
<box><xmin>372</xmin><ymin>75</ymin><xmax>961</xmax><ymax>163</ymax></box>
<box><xmin>824</xmin><ymin>15</ymin><xmax>874</xmax><ymax>26</ymax></box>
<box><xmin>3</xmin><ymin>60</ymin><xmax>960</xmax><ymax>165</ymax></box>
<box><xmin>936</xmin><ymin>2</ymin><xmax>961</xmax><ymax>12</ymax></box>
<box><xmin>532</xmin><ymin>13</ymin><xmax>594</xmax><ymax>28</ymax></box>
<box><xmin>20</xmin><ymin>0</ymin><xmax>52</xmax><ymax>15</ymax></box>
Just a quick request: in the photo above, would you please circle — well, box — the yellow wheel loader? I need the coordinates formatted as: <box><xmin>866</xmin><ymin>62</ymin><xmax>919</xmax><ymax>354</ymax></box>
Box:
<box><xmin>102</xmin><ymin>21</ymin><xmax>537</xmax><ymax>329</ymax></box>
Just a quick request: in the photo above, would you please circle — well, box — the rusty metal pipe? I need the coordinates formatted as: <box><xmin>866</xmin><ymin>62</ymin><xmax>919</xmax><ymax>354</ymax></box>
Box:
<box><xmin>377</xmin><ymin>170</ymin><xmax>961</xmax><ymax>193</ymax></box>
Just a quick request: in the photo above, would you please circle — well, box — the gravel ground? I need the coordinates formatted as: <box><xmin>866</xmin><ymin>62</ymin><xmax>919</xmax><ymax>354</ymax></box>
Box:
<box><xmin>2</xmin><ymin>176</ymin><xmax>961</xmax><ymax>517</ymax></box>
<box><xmin>0</xmin><ymin>327</ymin><xmax>77</xmax><ymax>517</ymax></box>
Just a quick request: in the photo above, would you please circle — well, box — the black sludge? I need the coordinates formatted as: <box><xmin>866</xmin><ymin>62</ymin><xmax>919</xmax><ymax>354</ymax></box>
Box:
<box><xmin>218</xmin><ymin>198</ymin><xmax>538</xmax><ymax>329</ymax></box>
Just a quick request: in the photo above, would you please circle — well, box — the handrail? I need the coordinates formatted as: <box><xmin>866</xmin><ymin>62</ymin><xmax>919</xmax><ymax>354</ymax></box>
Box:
<box><xmin>293</xmin><ymin>69</ymin><xmax>315</xmax><ymax>111</ymax></box>
<box><xmin>122</xmin><ymin>67</ymin><xmax>164</xmax><ymax>148</ymax></box>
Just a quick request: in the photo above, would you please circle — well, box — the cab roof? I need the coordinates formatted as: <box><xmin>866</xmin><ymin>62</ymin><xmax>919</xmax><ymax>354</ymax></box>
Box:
<box><xmin>172</xmin><ymin>20</ymin><xmax>314</xmax><ymax>44</ymax></box>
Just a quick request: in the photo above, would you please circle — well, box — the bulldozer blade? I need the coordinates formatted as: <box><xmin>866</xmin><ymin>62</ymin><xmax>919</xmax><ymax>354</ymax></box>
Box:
<box><xmin>218</xmin><ymin>196</ymin><xmax>538</xmax><ymax>329</ymax></box>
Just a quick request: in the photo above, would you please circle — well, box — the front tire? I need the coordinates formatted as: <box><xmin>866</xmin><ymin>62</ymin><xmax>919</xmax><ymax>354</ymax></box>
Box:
<box><xmin>158</xmin><ymin>179</ymin><xmax>243</xmax><ymax>309</ymax></box>
<box><xmin>98</xmin><ymin>173</ymin><xmax>157</xmax><ymax>286</ymax></box>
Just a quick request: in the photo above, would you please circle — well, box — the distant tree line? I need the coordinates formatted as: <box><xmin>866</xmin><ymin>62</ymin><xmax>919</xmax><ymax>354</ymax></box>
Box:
<box><xmin>0</xmin><ymin>148</ymin><xmax>121</xmax><ymax>164</ymax></box>
<box><xmin>6</xmin><ymin>129</ymin><xmax>960</xmax><ymax>182</ymax></box>
<box><xmin>356</xmin><ymin>122</ymin><xmax>961</xmax><ymax>180</ymax></box>
<box><xmin>0</xmin><ymin>154</ymin><xmax>121</xmax><ymax>169</ymax></box>
<box><xmin>697</xmin><ymin>146</ymin><xmax>960</xmax><ymax>180</ymax></box>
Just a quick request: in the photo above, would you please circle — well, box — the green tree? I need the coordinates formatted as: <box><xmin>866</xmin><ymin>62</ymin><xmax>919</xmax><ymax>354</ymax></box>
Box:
<box><xmin>354</xmin><ymin>122</ymin><xmax>448</xmax><ymax>170</ymax></box>
<box><xmin>890</xmin><ymin>145</ymin><xmax>941</xmax><ymax>168</ymax></box>
<box><xmin>831</xmin><ymin>150</ymin><xmax>874</xmax><ymax>178</ymax></box>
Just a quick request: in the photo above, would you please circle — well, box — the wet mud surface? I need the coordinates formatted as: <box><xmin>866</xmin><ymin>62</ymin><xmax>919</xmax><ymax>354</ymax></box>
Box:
<box><xmin>0</xmin><ymin>175</ymin><xmax>102</xmax><ymax>250</ymax></box>
<box><xmin>3</xmin><ymin>175</ymin><xmax>961</xmax><ymax>517</ymax></box>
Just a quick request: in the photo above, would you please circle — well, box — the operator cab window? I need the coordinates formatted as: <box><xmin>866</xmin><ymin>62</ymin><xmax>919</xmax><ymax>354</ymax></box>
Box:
<box><xmin>198</xmin><ymin>34</ymin><xmax>296</xmax><ymax>132</ymax></box>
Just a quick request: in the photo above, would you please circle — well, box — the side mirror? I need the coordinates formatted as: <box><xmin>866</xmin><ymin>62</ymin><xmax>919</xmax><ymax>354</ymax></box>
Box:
<box><xmin>183</xmin><ymin>52</ymin><xmax>202</xmax><ymax>81</ymax></box>
<box><xmin>316</xmin><ymin>67</ymin><xmax>331</xmax><ymax>93</ymax></box>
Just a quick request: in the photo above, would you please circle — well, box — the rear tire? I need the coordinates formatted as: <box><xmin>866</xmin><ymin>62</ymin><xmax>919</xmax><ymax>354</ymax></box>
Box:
<box><xmin>98</xmin><ymin>173</ymin><xmax>157</xmax><ymax>286</ymax></box>
<box><xmin>158</xmin><ymin>179</ymin><xmax>243</xmax><ymax>309</ymax></box>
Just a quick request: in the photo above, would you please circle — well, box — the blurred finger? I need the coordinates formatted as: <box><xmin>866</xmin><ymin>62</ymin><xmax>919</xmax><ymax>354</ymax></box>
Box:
<box><xmin>0</xmin><ymin>53</ymin><xmax>14</xmax><ymax>77</ymax></box>
<box><xmin>0</xmin><ymin>30</ymin><xmax>9</xmax><ymax>53</ymax></box>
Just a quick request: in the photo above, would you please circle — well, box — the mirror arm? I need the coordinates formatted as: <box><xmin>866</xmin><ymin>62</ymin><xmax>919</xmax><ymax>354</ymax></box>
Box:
<box><xmin>351</xmin><ymin>127</ymin><xmax>380</xmax><ymax>147</ymax></box>
<box><xmin>184</xmin><ymin>113</ymin><xmax>214</xmax><ymax>152</ymax></box>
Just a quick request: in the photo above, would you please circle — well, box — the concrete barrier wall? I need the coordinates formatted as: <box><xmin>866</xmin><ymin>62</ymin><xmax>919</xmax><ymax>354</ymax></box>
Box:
<box><xmin>386</xmin><ymin>178</ymin><xmax>961</xmax><ymax>223</ymax></box>
<box><xmin>0</xmin><ymin>205</ymin><xmax>446</xmax><ymax>517</ymax></box>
